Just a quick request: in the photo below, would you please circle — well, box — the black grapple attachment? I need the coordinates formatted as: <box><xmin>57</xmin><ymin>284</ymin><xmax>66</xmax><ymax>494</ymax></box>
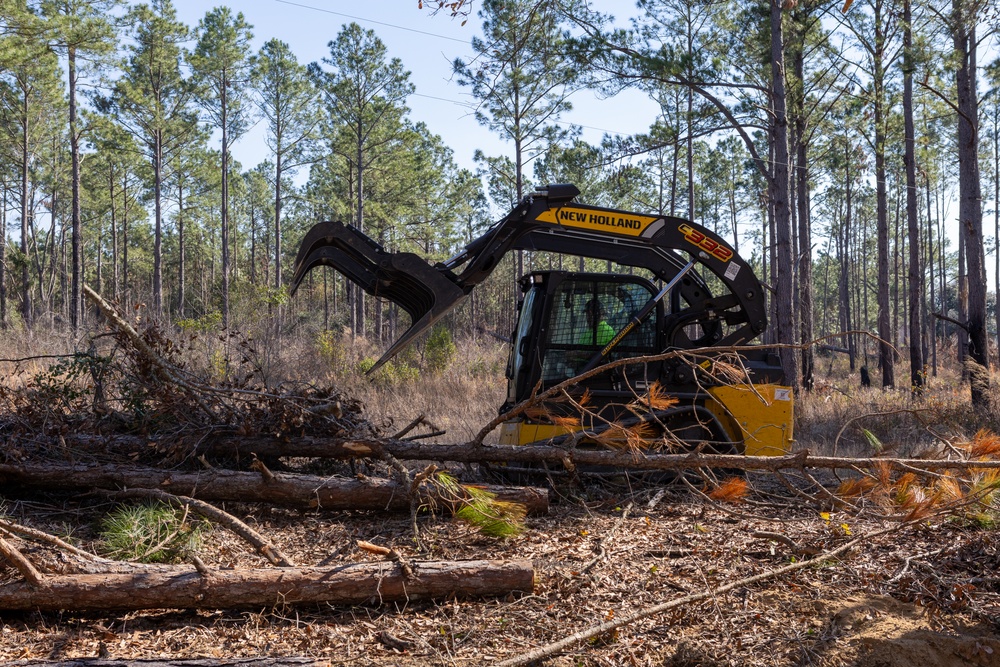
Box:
<box><xmin>291</xmin><ymin>184</ymin><xmax>768</xmax><ymax>374</ymax></box>
<box><xmin>289</xmin><ymin>220</ymin><xmax>468</xmax><ymax>372</ymax></box>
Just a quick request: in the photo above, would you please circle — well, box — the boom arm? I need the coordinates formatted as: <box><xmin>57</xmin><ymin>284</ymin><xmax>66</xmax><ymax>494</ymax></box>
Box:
<box><xmin>291</xmin><ymin>184</ymin><xmax>767</xmax><ymax>373</ymax></box>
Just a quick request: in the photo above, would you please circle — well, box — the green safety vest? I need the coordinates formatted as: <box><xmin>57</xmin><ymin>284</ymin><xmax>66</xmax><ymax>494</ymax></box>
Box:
<box><xmin>579</xmin><ymin>320</ymin><xmax>614</xmax><ymax>347</ymax></box>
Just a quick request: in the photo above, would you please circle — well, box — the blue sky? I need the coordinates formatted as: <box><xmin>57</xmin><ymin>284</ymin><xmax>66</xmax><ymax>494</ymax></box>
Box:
<box><xmin>170</xmin><ymin>0</ymin><xmax>658</xmax><ymax>178</ymax></box>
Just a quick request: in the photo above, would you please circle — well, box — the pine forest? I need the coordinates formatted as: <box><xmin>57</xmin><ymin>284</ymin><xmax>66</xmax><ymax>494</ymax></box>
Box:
<box><xmin>1</xmin><ymin>0</ymin><xmax>1000</xmax><ymax>665</ymax></box>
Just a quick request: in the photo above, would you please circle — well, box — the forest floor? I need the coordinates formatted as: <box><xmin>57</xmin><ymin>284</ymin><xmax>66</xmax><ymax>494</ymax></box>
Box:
<box><xmin>1</xmin><ymin>326</ymin><xmax>998</xmax><ymax>666</ymax></box>
<box><xmin>0</xmin><ymin>472</ymin><xmax>997</xmax><ymax>667</ymax></box>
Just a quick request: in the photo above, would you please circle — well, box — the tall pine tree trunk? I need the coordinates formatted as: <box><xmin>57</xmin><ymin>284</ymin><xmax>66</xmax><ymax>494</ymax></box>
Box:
<box><xmin>274</xmin><ymin>150</ymin><xmax>283</xmax><ymax>290</ymax></box>
<box><xmin>953</xmin><ymin>4</ymin><xmax>988</xmax><ymax>406</ymax></box>
<box><xmin>903</xmin><ymin>0</ymin><xmax>924</xmax><ymax>394</ymax></box>
<box><xmin>769</xmin><ymin>0</ymin><xmax>797</xmax><ymax>388</ymax></box>
<box><xmin>793</xmin><ymin>45</ymin><xmax>813</xmax><ymax>390</ymax></box>
<box><xmin>153</xmin><ymin>131</ymin><xmax>163</xmax><ymax>318</ymax></box>
<box><xmin>355</xmin><ymin>135</ymin><xmax>365</xmax><ymax>337</ymax></box>
<box><xmin>993</xmin><ymin>103</ymin><xmax>1000</xmax><ymax>360</ymax></box>
<box><xmin>109</xmin><ymin>167</ymin><xmax>118</xmax><ymax>301</ymax></box>
<box><xmin>843</xmin><ymin>147</ymin><xmax>856</xmax><ymax>371</ymax></box>
<box><xmin>178</xmin><ymin>186</ymin><xmax>185</xmax><ymax>318</ymax></box>
<box><xmin>0</xmin><ymin>180</ymin><xmax>6</xmax><ymax>326</ymax></box>
<box><xmin>874</xmin><ymin>66</ymin><xmax>894</xmax><ymax>388</ymax></box>
<box><xmin>221</xmin><ymin>83</ymin><xmax>230</xmax><ymax>329</ymax></box>
<box><xmin>70</xmin><ymin>45</ymin><xmax>82</xmax><ymax>330</ymax></box>
<box><xmin>20</xmin><ymin>93</ymin><xmax>31</xmax><ymax>328</ymax></box>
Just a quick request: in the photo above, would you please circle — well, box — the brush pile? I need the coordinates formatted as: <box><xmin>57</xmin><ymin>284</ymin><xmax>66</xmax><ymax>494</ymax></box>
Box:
<box><xmin>0</xmin><ymin>291</ymin><xmax>542</xmax><ymax>615</ymax></box>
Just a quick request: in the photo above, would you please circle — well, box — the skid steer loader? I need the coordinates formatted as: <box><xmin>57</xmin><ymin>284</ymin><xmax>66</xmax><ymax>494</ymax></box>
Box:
<box><xmin>290</xmin><ymin>184</ymin><xmax>793</xmax><ymax>459</ymax></box>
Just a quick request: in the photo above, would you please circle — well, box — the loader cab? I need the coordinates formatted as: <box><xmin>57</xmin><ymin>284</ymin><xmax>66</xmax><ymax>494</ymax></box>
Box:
<box><xmin>501</xmin><ymin>269</ymin><xmax>794</xmax><ymax>455</ymax></box>
<box><xmin>505</xmin><ymin>271</ymin><xmax>663</xmax><ymax>406</ymax></box>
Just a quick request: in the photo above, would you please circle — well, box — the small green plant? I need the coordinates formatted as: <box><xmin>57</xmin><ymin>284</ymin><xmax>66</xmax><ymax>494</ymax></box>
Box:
<box><xmin>424</xmin><ymin>324</ymin><xmax>456</xmax><ymax>373</ymax></box>
<box><xmin>208</xmin><ymin>348</ymin><xmax>228</xmax><ymax>381</ymax></box>
<box><xmin>30</xmin><ymin>353</ymin><xmax>104</xmax><ymax>410</ymax></box>
<box><xmin>98</xmin><ymin>501</ymin><xmax>209</xmax><ymax>563</ymax></box>
<box><xmin>176</xmin><ymin>311</ymin><xmax>223</xmax><ymax>334</ymax></box>
<box><xmin>358</xmin><ymin>357</ymin><xmax>419</xmax><ymax>386</ymax></box>
<box><xmin>316</xmin><ymin>329</ymin><xmax>345</xmax><ymax>369</ymax></box>
<box><xmin>434</xmin><ymin>472</ymin><xmax>526</xmax><ymax>538</ymax></box>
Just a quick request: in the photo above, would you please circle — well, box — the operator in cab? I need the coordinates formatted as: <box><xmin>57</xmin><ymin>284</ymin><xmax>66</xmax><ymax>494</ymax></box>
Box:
<box><xmin>579</xmin><ymin>298</ymin><xmax>614</xmax><ymax>347</ymax></box>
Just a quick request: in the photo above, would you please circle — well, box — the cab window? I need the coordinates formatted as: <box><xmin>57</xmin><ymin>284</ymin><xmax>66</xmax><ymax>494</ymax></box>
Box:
<box><xmin>540</xmin><ymin>280</ymin><xmax>657</xmax><ymax>382</ymax></box>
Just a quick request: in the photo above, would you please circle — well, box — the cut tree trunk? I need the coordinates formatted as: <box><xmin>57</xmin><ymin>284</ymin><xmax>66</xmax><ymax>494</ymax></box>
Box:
<box><xmin>0</xmin><ymin>462</ymin><xmax>548</xmax><ymax>515</ymax></box>
<box><xmin>57</xmin><ymin>434</ymin><xmax>1000</xmax><ymax>475</ymax></box>
<box><xmin>0</xmin><ymin>559</ymin><xmax>535</xmax><ymax>611</ymax></box>
<box><xmin>198</xmin><ymin>436</ymin><xmax>1000</xmax><ymax>472</ymax></box>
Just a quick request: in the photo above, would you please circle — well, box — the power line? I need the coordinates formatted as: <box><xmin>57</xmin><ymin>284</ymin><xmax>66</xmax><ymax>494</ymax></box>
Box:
<box><xmin>269</xmin><ymin>0</ymin><xmax>638</xmax><ymax>139</ymax></box>
<box><xmin>271</xmin><ymin>0</ymin><xmax>469</xmax><ymax>44</ymax></box>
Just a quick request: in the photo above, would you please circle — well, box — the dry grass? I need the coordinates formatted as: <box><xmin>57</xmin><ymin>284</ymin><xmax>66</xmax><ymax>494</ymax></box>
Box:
<box><xmin>302</xmin><ymin>330</ymin><xmax>508</xmax><ymax>442</ymax></box>
<box><xmin>794</xmin><ymin>357</ymin><xmax>1000</xmax><ymax>458</ymax></box>
<box><xmin>0</xmin><ymin>326</ymin><xmax>81</xmax><ymax>388</ymax></box>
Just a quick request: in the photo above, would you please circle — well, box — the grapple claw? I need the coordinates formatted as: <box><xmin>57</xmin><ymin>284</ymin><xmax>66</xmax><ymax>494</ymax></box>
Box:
<box><xmin>290</xmin><ymin>221</ymin><xmax>467</xmax><ymax>374</ymax></box>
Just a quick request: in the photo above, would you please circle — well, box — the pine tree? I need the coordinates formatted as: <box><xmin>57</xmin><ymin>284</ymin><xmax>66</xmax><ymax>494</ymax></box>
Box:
<box><xmin>188</xmin><ymin>6</ymin><xmax>254</xmax><ymax>329</ymax></box>
<box><xmin>100</xmin><ymin>0</ymin><xmax>196</xmax><ymax>318</ymax></box>
<box><xmin>454</xmin><ymin>0</ymin><xmax>578</xmax><ymax>280</ymax></box>
<box><xmin>0</xmin><ymin>7</ymin><xmax>63</xmax><ymax>327</ymax></box>
<box><xmin>309</xmin><ymin>22</ymin><xmax>414</xmax><ymax>337</ymax></box>
<box><xmin>252</xmin><ymin>38</ymin><xmax>319</xmax><ymax>291</ymax></box>
<box><xmin>39</xmin><ymin>0</ymin><xmax>118</xmax><ymax>329</ymax></box>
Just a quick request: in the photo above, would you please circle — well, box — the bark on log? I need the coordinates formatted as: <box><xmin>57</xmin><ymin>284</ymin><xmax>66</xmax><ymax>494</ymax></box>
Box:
<box><xmin>58</xmin><ymin>433</ymin><xmax>1000</xmax><ymax>474</ymax></box>
<box><xmin>190</xmin><ymin>436</ymin><xmax>1000</xmax><ymax>474</ymax></box>
<box><xmin>2</xmin><ymin>660</ymin><xmax>329</xmax><ymax>667</ymax></box>
<box><xmin>0</xmin><ymin>559</ymin><xmax>534</xmax><ymax>611</ymax></box>
<box><xmin>0</xmin><ymin>462</ymin><xmax>548</xmax><ymax>515</ymax></box>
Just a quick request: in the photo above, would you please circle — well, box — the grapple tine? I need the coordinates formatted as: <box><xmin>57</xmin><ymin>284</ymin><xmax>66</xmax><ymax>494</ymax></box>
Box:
<box><xmin>290</xmin><ymin>221</ymin><xmax>468</xmax><ymax>373</ymax></box>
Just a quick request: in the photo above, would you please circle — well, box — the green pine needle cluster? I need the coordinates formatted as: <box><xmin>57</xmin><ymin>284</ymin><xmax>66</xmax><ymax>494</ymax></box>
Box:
<box><xmin>435</xmin><ymin>473</ymin><xmax>526</xmax><ymax>538</ymax></box>
<box><xmin>98</xmin><ymin>501</ymin><xmax>209</xmax><ymax>563</ymax></box>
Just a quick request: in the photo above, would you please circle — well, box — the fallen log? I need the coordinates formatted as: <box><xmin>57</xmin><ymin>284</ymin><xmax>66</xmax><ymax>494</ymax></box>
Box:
<box><xmin>189</xmin><ymin>435</ymin><xmax>1000</xmax><ymax>474</ymax></box>
<box><xmin>0</xmin><ymin>559</ymin><xmax>534</xmax><ymax>611</ymax></box>
<box><xmin>55</xmin><ymin>433</ymin><xmax>1000</xmax><ymax>475</ymax></box>
<box><xmin>0</xmin><ymin>462</ymin><xmax>548</xmax><ymax>515</ymax></box>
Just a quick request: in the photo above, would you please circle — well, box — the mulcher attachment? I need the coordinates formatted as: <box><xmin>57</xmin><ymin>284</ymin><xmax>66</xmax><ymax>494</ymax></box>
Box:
<box><xmin>290</xmin><ymin>220</ymin><xmax>467</xmax><ymax>374</ymax></box>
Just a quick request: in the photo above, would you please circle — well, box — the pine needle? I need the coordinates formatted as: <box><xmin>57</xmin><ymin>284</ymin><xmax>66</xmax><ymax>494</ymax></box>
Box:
<box><xmin>969</xmin><ymin>468</ymin><xmax>1000</xmax><ymax>501</ymax></box>
<box><xmin>524</xmin><ymin>407</ymin><xmax>555</xmax><ymax>422</ymax></box>
<box><xmin>934</xmin><ymin>474</ymin><xmax>964</xmax><ymax>504</ymax></box>
<box><xmin>522</xmin><ymin>407</ymin><xmax>580</xmax><ymax>428</ymax></box>
<box><xmin>836</xmin><ymin>477</ymin><xmax>877</xmax><ymax>497</ymax></box>
<box><xmin>709</xmin><ymin>360</ymin><xmax>746</xmax><ymax>384</ymax></box>
<box><xmin>902</xmin><ymin>496</ymin><xmax>937</xmax><ymax>522</ymax></box>
<box><xmin>707</xmin><ymin>477</ymin><xmax>748</xmax><ymax>503</ymax></box>
<box><xmin>434</xmin><ymin>473</ymin><xmax>526</xmax><ymax>538</ymax></box>
<box><xmin>637</xmin><ymin>383</ymin><xmax>679</xmax><ymax>411</ymax></box>
<box><xmin>896</xmin><ymin>483</ymin><xmax>927</xmax><ymax>510</ymax></box>
<box><xmin>966</xmin><ymin>430</ymin><xmax>1000</xmax><ymax>459</ymax></box>
<box><xmin>893</xmin><ymin>472</ymin><xmax>918</xmax><ymax>497</ymax></box>
<box><xmin>873</xmin><ymin>460</ymin><xmax>892</xmax><ymax>488</ymax></box>
<box><xmin>861</xmin><ymin>428</ymin><xmax>884</xmax><ymax>453</ymax></box>
<box><xmin>592</xmin><ymin>422</ymin><xmax>655</xmax><ymax>452</ymax></box>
